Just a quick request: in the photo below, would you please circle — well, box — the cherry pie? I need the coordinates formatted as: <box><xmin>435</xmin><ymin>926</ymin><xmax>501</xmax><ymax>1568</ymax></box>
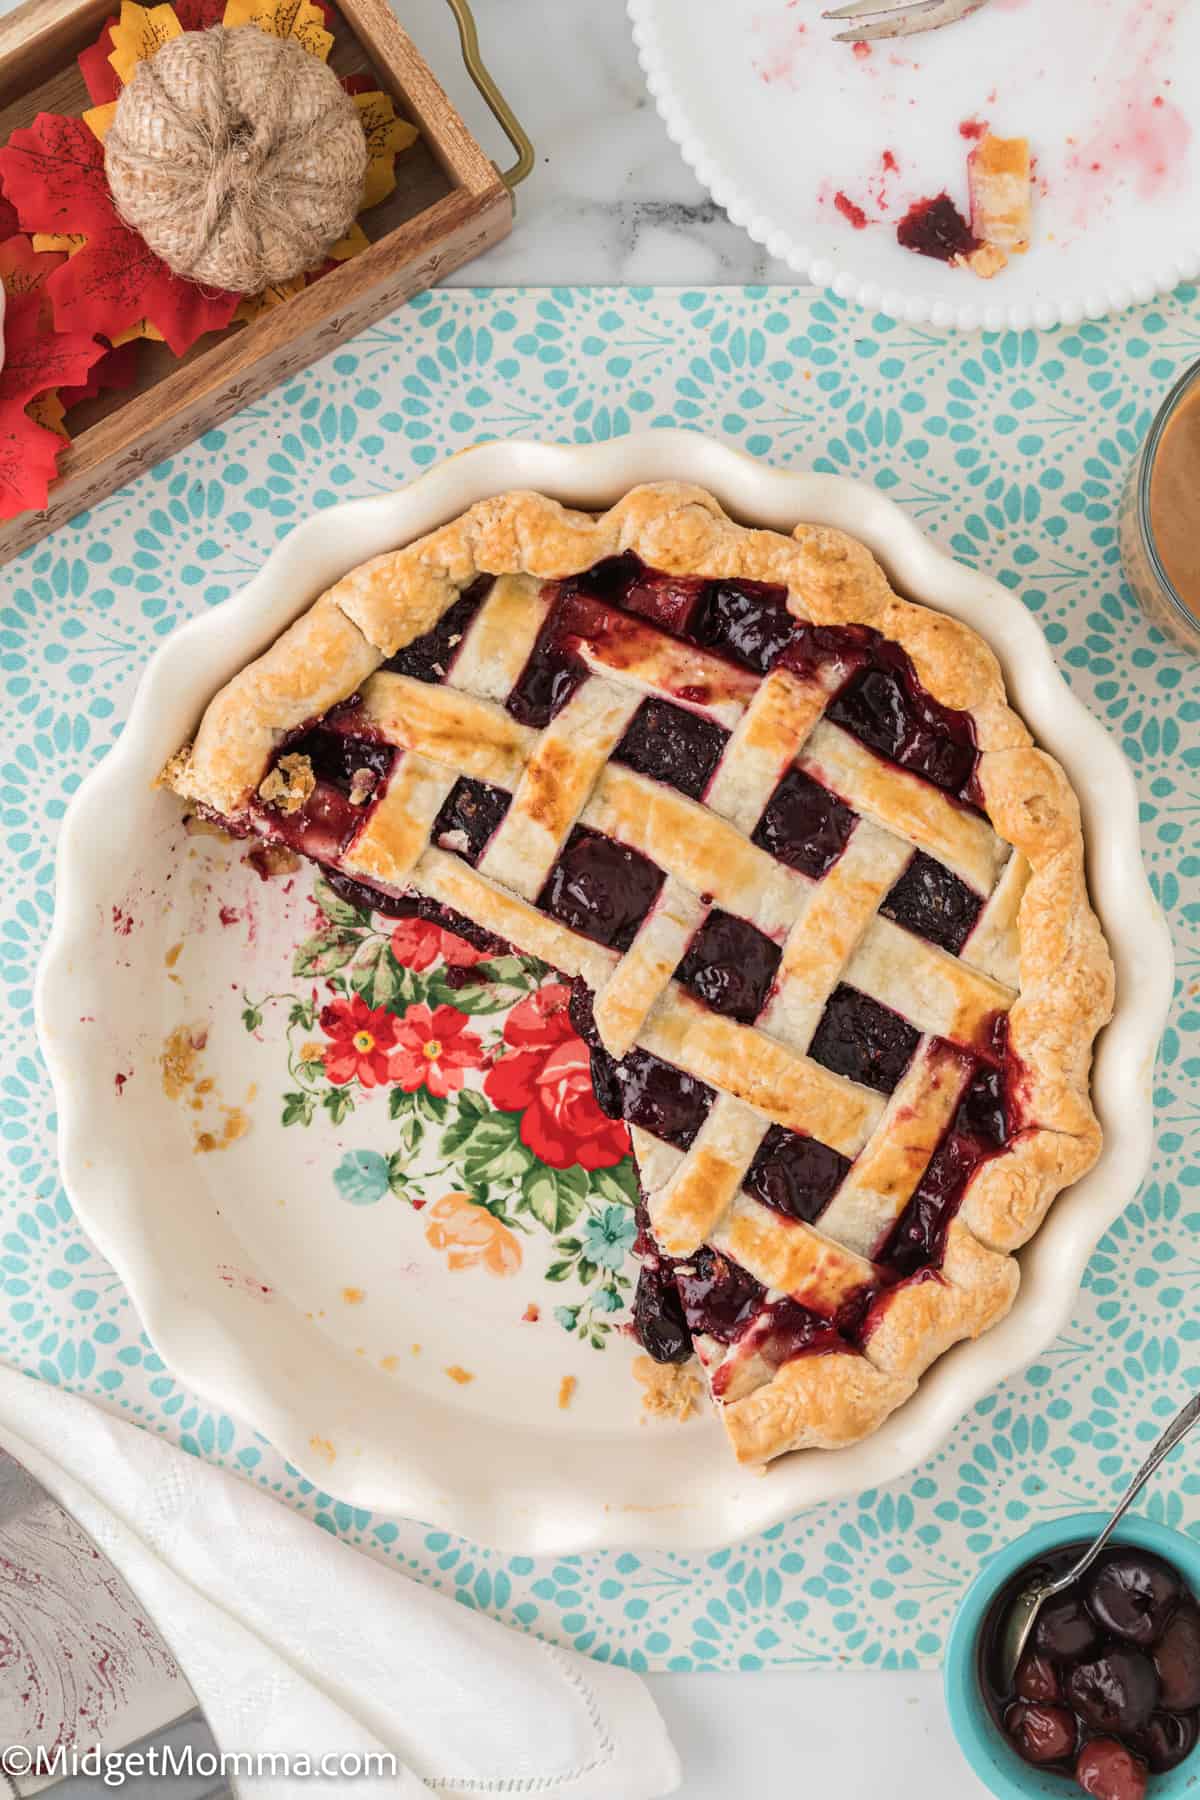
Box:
<box><xmin>162</xmin><ymin>483</ymin><xmax>1113</xmax><ymax>1465</ymax></box>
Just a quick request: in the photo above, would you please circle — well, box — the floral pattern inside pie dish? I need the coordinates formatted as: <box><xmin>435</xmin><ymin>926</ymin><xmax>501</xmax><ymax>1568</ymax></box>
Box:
<box><xmin>161</xmin><ymin>482</ymin><xmax>1115</xmax><ymax>1468</ymax></box>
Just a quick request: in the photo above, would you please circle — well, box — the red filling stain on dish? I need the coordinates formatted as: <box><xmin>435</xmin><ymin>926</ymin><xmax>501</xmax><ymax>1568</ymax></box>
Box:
<box><xmin>959</xmin><ymin>116</ymin><xmax>988</xmax><ymax>140</ymax></box>
<box><xmin>852</xmin><ymin>39</ymin><xmax>871</xmax><ymax>59</ymax></box>
<box><xmin>111</xmin><ymin>905</ymin><xmax>135</xmax><ymax>935</ymax></box>
<box><xmin>217</xmin><ymin>1265</ymin><xmax>275</xmax><ymax>1302</ymax></box>
<box><xmin>1068</xmin><ymin>90</ymin><xmax>1190</xmax><ymax>203</ymax></box>
<box><xmin>114</xmin><ymin>1071</ymin><xmax>129</xmax><ymax>1096</ymax></box>
<box><xmin>873</xmin><ymin>149</ymin><xmax>901</xmax><ymax>211</ymax></box>
<box><xmin>896</xmin><ymin>192</ymin><xmax>978</xmax><ymax>262</ymax></box>
<box><xmin>834</xmin><ymin>190</ymin><xmax>869</xmax><ymax>230</ymax></box>
<box><xmin>218</xmin><ymin>904</ymin><xmax>241</xmax><ymax>927</ymax></box>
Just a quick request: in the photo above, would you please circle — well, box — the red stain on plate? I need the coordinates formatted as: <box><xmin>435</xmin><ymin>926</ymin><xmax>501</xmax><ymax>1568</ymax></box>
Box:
<box><xmin>834</xmin><ymin>190</ymin><xmax>869</xmax><ymax>229</ymax></box>
<box><xmin>217</xmin><ymin>1265</ymin><xmax>275</xmax><ymax>1302</ymax></box>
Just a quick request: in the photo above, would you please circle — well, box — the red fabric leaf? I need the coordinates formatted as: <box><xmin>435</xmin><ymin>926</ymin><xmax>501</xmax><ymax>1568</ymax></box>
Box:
<box><xmin>59</xmin><ymin>338</ymin><xmax>139</xmax><ymax>408</ymax></box>
<box><xmin>0</xmin><ymin>194</ymin><xmax>19</xmax><ymax>239</ymax></box>
<box><xmin>0</xmin><ymin>232</ymin><xmax>64</xmax><ymax>298</ymax></box>
<box><xmin>46</xmin><ymin>222</ymin><xmax>239</xmax><ymax>357</ymax></box>
<box><xmin>340</xmin><ymin>72</ymin><xmax>373</xmax><ymax>96</ymax></box>
<box><xmin>172</xmin><ymin>0</ymin><xmax>227</xmax><ymax>25</ymax></box>
<box><xmin>0</xmin><ymin>402</ymin><xmax>66</xmax><ymax>518</ymax></box>
<box><xmin>78</xmin><ymin>20</ymin><xmax>121</xmax><ymax>105</ymax></box>
<box><xmin>0</xmin><ymin>113</ymin><xmax>117</xmax><ymax>238</ymax></box>
<box><xmin>0</xmin><ymin>290</ymin><xmax>105</xmax><ymax>408</ymax></box>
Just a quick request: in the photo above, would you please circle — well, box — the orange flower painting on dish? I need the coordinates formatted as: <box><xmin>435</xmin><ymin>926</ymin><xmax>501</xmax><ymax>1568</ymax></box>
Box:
<box><xmin>424</xmin><ymin>1192</ymin><xmax>522</xmax><ymax>1278</ymax></box>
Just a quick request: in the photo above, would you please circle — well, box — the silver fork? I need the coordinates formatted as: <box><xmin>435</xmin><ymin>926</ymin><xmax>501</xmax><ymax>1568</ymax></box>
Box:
<box><xmin>822</xmin><ymin>0</ymin><xmax>990</xmax><ymax>42</ymax></box>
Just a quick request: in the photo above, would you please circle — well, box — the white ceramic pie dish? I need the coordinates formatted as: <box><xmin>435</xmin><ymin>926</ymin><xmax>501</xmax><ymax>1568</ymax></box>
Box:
<box><xmin>37</xmin><ymin>431</ymin><xmax>1171</xmax><ymax>1552</ymax></box>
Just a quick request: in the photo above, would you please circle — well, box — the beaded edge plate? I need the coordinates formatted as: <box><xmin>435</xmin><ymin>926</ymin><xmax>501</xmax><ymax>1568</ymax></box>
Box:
<box><xmin>36</xmin><ymin>432</ymin><xmax>1171</xmax><ymax>1551</ymax></box>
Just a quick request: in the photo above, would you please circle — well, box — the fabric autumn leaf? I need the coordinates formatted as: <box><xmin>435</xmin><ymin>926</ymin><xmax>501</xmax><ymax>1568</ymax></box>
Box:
<box><xmin>0</xmin><ymin>288</ymin><xmax>106</xmax><ymax>515</ymax></box>
<box><xmin>0</xmin><ymin>288</ymin><xmax>104</xmax><ymax>406</ymax></box>
<box><xmin>0</xmin><ymin>113</ymin><xmax>240</xmax><ymax>356</ymax></box>
<box><xmin>0</xmin><ymin>407</ymin><xmax>65</xmax><ymax>514</ymax></box>
<box><xmin>78</xmin><ymin>20</ymin><xmax>122</xmax><ymax>105</ymax></box>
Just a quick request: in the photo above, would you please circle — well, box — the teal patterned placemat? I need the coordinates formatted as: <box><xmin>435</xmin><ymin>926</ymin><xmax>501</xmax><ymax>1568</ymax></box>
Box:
<box><xmin>3</xmin><ymin>286</ymin><xmax>1198</xmax><ymax>1672</ymax></box>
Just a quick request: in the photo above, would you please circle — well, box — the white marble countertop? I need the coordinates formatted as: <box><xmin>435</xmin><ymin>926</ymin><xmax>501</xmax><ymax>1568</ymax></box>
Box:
<box><xmin>399</xmin><ymin>0</ymin><xmax>799</xmax><ymax>287</ymax></box>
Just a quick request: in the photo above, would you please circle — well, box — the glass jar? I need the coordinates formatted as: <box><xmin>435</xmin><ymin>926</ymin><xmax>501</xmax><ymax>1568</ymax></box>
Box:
<box><xmin>1120</xmin><ymin>358</ymin><xmax>1200</xmax><ymax>651</ymax></box>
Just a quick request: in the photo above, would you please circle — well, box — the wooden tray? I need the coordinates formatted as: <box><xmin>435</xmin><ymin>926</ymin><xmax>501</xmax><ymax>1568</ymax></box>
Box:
<box><xmin>0</xmin><ymin>0</ymin><xmax>532</xmax><ymax>562</ymax></box>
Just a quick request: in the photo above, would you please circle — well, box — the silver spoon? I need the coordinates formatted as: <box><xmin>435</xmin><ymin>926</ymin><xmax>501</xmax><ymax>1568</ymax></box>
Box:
<box><xmin>996</xmin><ymin>1390</ymin><xmax>1200</xmax><ymax>1692</ymax></box>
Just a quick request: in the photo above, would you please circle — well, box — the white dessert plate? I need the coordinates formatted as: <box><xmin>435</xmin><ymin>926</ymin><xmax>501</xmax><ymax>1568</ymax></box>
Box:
<box><xmin>628</xmin><ymin>0</ymin><xmax>1200</xmax><ymax>330</ymax></box>
<box><xmin>37</xmin><ymin>432</ymin><xmax>1171</xmax><ymax>1552</ymax></box>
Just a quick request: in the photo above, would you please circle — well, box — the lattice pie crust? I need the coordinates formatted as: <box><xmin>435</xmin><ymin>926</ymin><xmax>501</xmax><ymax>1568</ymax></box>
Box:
<box><xmin>163</xmin><ymin>484</ymin><xmax>1114</xmax><ymax>1466</ymax></box>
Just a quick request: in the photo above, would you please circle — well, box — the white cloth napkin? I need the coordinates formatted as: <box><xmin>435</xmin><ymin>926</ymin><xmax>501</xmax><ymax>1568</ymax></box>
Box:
<box><xmin>0</xmin><ymin>1364</ymin><xmax>680</xmax><ymax>1798</ymax></box>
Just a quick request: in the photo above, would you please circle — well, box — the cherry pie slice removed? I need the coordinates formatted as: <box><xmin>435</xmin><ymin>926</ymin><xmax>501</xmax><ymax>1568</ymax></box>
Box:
<box><xmin>161</xmin><ymin>483</ymin><xmax>1114</xmax><ymax>1466</ymax></box>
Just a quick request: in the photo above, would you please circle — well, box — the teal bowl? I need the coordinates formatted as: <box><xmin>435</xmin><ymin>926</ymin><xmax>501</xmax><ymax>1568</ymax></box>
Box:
<box><xmin>944</xmin><ymin>1513</ymin><xmax>1200</xmax><ymax>1799</ymax></box>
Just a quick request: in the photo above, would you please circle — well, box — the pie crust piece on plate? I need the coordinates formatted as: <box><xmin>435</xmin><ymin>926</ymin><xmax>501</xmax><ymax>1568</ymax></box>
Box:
<box><xmin>161</xmin><ymin>482</ymin><xmax>1114</xmax><ymax>1467</ymax></box>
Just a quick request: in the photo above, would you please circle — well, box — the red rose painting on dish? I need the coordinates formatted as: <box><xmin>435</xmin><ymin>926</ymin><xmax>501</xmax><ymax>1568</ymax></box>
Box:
<box><xmin>484</xmin><ymin>984</ymin><xmax>629</xmax><ymax>1172</ymax></box>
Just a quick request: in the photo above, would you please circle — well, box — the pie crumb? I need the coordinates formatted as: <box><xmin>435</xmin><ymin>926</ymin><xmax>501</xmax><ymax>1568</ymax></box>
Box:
<box><xmin>342</xmin><ymin>1286</ymin><xmax>365</xmax><ymax>1304</ymax></box>
<box><xmin>522</xmin><ymin>1303</ymin><xmax>540</xmax><ymax>1323</ymax></box>
<box><xmin>164</xmin><ymin>941</ymin><xmax>183</xmax><ymax>968</ymax></box>
<box><xmin>161</xmin><ymin>1024</ymin><xmax>207</xmax><ymax>1099</ymax></box>
<box><xmin>183</xmin><ymin>812</ymin><xmax>233</xmax><ymax>840</ymax></box>
<box><xmin>411</xmin><ymin>1343</ymin><xmax>421</xmax><ymax>1355</ymax></box>
<box><xmin>257</xmin><ymin>753</ymin><xmax>315</xmax><ymax>816</ymax></box>
<box><xmin>445</xmin><ymin>1364</ymin><xmax>474</xmax><ymax>1385</ymax></box>
<box><xmin>380</xmin><ymin>1354</ymin><xmax>398</xmax><ymax>1372</ymax></box>
<box><xmin>953</xmin><ymin>241</ymin><xmax>1009</xmax><ymax>281</ymax></box>
<box><xmin>633</xmin><ymin>1355</ymin><xmax>704</xmax><ymax>1423</ymax></box>
<box><xmin>309</xmin><ymin>1436</ymin><xmax>336</xmax><ymax>1465</ymax></box>
<box><xmin>243</xmin><ymin>842</ymin><xmax>301</xmax><ymax>880</ymax></box>
<box><xmin>347</xmin><ymin>766</ymin><xmax>377</xmax><ymax>807</ymax></box>
<box><xmin>558</xmin><ymin>1375</ymin><xmax>577</xmax><ymax>1410</ymax></box>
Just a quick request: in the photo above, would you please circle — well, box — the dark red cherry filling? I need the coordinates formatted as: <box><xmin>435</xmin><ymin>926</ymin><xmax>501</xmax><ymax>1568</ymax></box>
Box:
<box><xmin>875</xmin><ymin>1053</ymin><xmax>1011</xmax><ymax>1278</ymax></box>
<box><xmin>688</xmin><ymin>577</ymin><xmax>797</xmax><ymax>673</ymax></box>
<box><xmin>880</xmin><ymin>850</ymin><xmax>983</xmax><ymax>955</ymax></box>
<box><xmin>752</xmin><ymin>766</ymin><xmax>857</xmax><ymax>879</ymax></box>
<box><xmin>613</xmin><ymin>697</ymin><xmax>729</xmax><ymax>800</ymax></box>
<box><xmin>743</xmin><ymin>1124</ymin><xmax>850</xmax><ymax>1225</ymax></box>
<box><xmin>747</xmin><ymin>1296</ymin><xmax>846</xmax><ymax>1368</ymax></box>
<box><xmin>567</xmin><ymin>978</ymin><xmax>715</xmax><ymax>1151</ymax></box>
<box><xmin>827</xmin><ymin>652</ymin><xmax>978</xmax><ymax>800</ymax></box>
<box><xmin>675</xmin><ymin>909</ymin><xmax>782</xmax><ymax>1023</ymax></box>
<box><xmin>809</xmin><ymin>984</ymin><xmax>921</xmax><ymax>1095</ymax></box>
<box><xmin>382</xmin><ymin>575</ymin><xmax>493</xmax><ymax>681</ymax></box>
<box><xmin>255</xmin><ymin>728</ymin><xmax>397</xmax><ymax>861</ymax></box>
<box><xmin>633</xmin><ymin>1261</ymin><xmax>692</xmax><ymax>1364</ymax></box>
<box><xmin>674</xmin><ymin>1246</ymin><xmax>765</xmax><ymax>1344</ymax></box>
<box><xmin>896</xmin><ymin>191</ymin><xmax>979</xmax><ymax>263</ymax></box>
<box><xmin>537</xmin><ymin>826</ymin><xmax>665</xmax><ymax>951</ymax></box>
<box><xmin>982</xmin><ymin>1541</ymin><xmax>1200</xmax><ymax>1797</ymax></box>
<box><xmin>431</xmin><ymin>775</ymin><xmax>510</xmax><ymax>865</ymax></box>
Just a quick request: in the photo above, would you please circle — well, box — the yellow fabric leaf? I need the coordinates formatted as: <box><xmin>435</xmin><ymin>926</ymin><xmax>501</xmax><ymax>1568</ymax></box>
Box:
<box><xmin>220</xmin><ymin>0</ymin><xmax>332</xmax><ymax>59</ymax></box>
<box><xmin>32</xmin><ymin>234</ymin><xmax>86</xmax><ymax>257</ymax></box>
<box><xmin>83</xmin><ymin>101</ymin><xmax>119</xmax><ymax>142</ymax></box>
<box><xmin>107</xmin><ymin>1</ymin><xmax>184</xmax><ymax>86</ymax></box>
<box><xmin>110</xmin><ymin>318</ymin><xmax>166</xmax><ymax>345</ymax></box>
<box><xmin>234</xmin><ymin>275</ymin><xmax>307</xmax><ymax>323</ymax></box>
<box><xmin>326</xmin><ymin>221</ymin><xmax>370</xmax><ymax>263</ymax></box>
<box><xmin>26</xmin><ymin>392</ymin><xmax>67</xmax><ymax>437</ymax></box>
<box><xmin>352</xmin><ymin>92</ymin><xmax>418</xmax><ymax>211</ymax></box>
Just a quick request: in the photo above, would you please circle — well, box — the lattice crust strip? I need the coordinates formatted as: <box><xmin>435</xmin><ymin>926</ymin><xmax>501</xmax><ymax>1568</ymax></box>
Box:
<box><xmin>164</xmin><ymin>483</ymin><xmax>1115</xmax><ymax>1466</ymax></box>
